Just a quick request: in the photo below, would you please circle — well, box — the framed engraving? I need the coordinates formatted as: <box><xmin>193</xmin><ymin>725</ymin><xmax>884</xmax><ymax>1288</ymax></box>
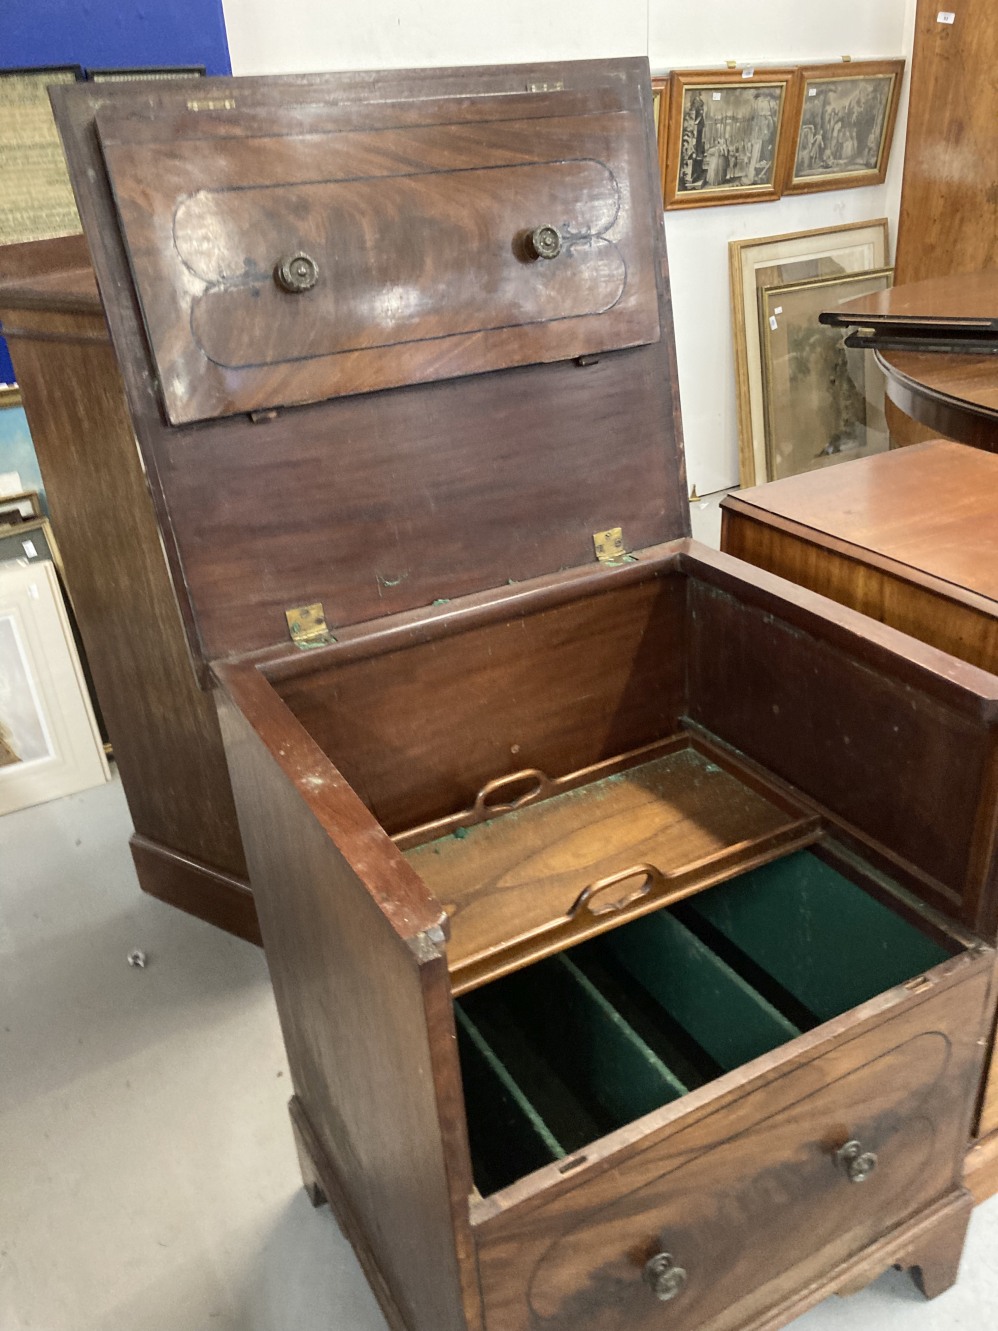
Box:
<box><xmin>784</xmin><ymin>60</ymin><xmax>905</xmax><ymax>194</ymax></box>
<box><xmin>0</xmin><ymin>66</ymin><xmax>83</xmax><ymax>246</ymax></box>
<box><xmin>664</xmin><ymin>67</ymin><xmax>795</xmax><ymax>209</ymax></box>
<box><xmin>761</xmin><ymin>268</ymin><xmax>894</xmax><ymax>483</ymax></box>
<box><xmin>729</xmin><ymin>220</ymin><xmax>890</xmax><ymax>487</ymax></box>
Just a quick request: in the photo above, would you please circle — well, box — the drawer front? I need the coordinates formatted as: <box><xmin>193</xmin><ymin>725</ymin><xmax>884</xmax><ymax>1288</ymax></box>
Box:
<box><xmin>95</xmin><ymin>87</ymin><xmax>661</xmax><ymax>424</ymax></box>
<box><xmin>476</xmin><ymin>962</ymin><xmax>989</xmax><ymax>1331</ymax></box>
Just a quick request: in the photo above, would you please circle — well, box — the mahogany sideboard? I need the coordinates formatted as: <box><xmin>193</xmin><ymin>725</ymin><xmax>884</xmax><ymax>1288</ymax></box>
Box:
<box><xmin>52</xmin><ymin>62</ymin><xmax>998</xmax><ymax>1331</ymax></box>
<box><xmin>722</xmin><ymin>440</ymin><xmax>998</xmax><ymax>1202</ymax></box>
<box><xmin>0</xmin><ymin>235</ymin><xmax>256</xmax><ymax>942</ymax></box>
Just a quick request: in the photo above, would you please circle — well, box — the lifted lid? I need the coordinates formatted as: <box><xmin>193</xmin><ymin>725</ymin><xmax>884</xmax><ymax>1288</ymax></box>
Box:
<box><xmin>52</xmin><ymin>60</ymin><xmax>689</xmax><ymax>668</ymax></box>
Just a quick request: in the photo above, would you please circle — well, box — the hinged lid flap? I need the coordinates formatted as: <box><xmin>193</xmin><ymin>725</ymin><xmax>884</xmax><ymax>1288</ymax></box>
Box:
<box><xmin>52</xmin><ymin>61</ymin><xmax>689</xmax><ymax>669</ymax></box>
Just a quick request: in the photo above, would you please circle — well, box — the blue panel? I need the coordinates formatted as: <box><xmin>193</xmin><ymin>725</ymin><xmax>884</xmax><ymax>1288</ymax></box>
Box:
<box><xmin>2</xmin><ymin>0</ymin><xmax>231</xmax><ymax>76</ymax></box>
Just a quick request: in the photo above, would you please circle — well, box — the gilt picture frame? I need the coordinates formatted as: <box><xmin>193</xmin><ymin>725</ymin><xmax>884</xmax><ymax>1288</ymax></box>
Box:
<box><xmin>783</xmin><ymin>60</ymin><xmax>905</xmax><ymax>195</ymax></box>
<box><xmin>664</xmin><ymin>67</ymin><xmax>795</xmax><ymax>209</ymax></box>
<box><xmin>651</xmin><ymin>77</ymin><xmax>670</xmax><ymax>206</ymax></box>
<box><xmin>729</xmin><ymin>219</ymin><xmax>890</xmax><ymax>487</ymax></box>
<box><xmin>760</xmin><ymin>267</ymin><xmax>894</xmax><ymax>483</ymax></box>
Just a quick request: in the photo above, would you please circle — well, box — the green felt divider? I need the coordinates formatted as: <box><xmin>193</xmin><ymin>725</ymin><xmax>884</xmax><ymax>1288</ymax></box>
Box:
<box><xmin>454</xmin><ymin>848</ymin><xmax>954</xmax><ymax>1196</ymax></box>
<box><xmin>683</xmin><ymin>851</ymin><xmax>954</xmax><ymax>1024</ymax></box>
<box><xmin>589</xmin><ymin>907</ymin><xmax>801</xmax><ymax>1070</ymax></box>
<box><xmin>454</xmin><ymin>1006</ymin><xmax>565</xmax><ymax>1195</ymax></box>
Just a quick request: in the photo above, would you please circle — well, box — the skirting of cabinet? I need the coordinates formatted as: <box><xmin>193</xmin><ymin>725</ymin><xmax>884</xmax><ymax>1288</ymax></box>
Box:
<box><xmin>129</xmin><ymin>834</ymin><xmax>260</xmax><ymax>945</ymax></box>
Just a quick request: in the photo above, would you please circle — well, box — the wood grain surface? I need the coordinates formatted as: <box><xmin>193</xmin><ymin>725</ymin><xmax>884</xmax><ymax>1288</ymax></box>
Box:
<box><xmin>826</xmin><ymin>270</ymin><xmax>998</xmax><ymax>330</ymax></box>
<box><xmin>52</xmin><ymin>62</ymin><xmax>689</xmax><ymax>667</ymax></box>
<box><xmin>216</xmin><ymin>664</ymin><xmax>481</xmax><ymax>1331</ymax></box>
<box><xmin>0</xmin><ymin>248</ymin><xmax>252</xmax><ymax>938</ymax></box>
<box><xmin>407</xmin><ymin>741</ymin><xmax>818</xmax><ymax>993</ymax></box>
<box><xmin>878</xmin><ymin>350</ymin><xmax>998</xmax><ymax>451</ymax></box>
<box><xmin>889</xmin><ymin>0</ymin><xmax>998</xmax><ymax>445</ymax></box>
<box><xmin>97</xmin><ymin>95</ymin><xmax>660</xmax><ymax>423</ymax></box>
<box><xmin>722</xmin><ymin>442</ymin><xmax>998</xmax><ymax>602</ymax></box>
<box><xmin>475</xmin><ymin>960</ymin><xmax>990</xmax><ymax>1331</ymax></box>
<box><xmin>721</xmin><ymin>439</ymin><xmax>998</xmax><ymax>1170</ymax></box>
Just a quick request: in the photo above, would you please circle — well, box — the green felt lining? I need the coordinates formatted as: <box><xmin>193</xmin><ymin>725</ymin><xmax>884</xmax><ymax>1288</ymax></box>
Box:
<box><xmin>455</xmin><ymin>850</ymin><xmax>956</xmax><ymax>1197</ymax></box>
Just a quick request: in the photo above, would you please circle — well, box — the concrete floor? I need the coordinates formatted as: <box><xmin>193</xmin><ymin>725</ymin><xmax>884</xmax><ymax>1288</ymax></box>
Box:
<box><xmin>4</xmin><ymin>774</ymin><xmax>997</xmax><ymax>1331</ymax></box>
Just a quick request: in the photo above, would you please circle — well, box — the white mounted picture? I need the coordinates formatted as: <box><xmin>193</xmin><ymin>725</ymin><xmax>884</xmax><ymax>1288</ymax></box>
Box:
<box><xmin>0</xmin><ymin>560</ymin><xmax>108</xmax><ymax>814</ymax></box>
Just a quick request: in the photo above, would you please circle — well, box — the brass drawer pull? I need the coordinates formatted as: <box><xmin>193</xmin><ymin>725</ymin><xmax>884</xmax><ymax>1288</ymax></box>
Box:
<box><xmin>643</xmin><ymin>1252</ymin><xmax>687</xmax><ymax>1302</ymax></box>
<box><xmin>275</xmin><ymin>252</ymin><xmax>320</xmax><ymax>293</ymax></box>
<box><xmin>836</xmin><ymin>1139</ymin><xmax>878</xmax><ymax>1183</ymax></box>
<box><xmin>525</xmin><ymin>225</ymin><xmax>562</xmax><ymax>260</ymax></box>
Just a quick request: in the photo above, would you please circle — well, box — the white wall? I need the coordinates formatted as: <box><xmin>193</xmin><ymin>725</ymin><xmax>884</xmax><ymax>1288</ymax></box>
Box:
<box><xmin>221</xmin><ymin>0</ymin><xmax>917</xmax><ymax>493</ymax></box>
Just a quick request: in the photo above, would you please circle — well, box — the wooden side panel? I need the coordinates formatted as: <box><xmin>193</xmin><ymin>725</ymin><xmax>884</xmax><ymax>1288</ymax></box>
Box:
<box><xmin>684</xmin><ymin>566</ymin><xmax>998</xmax><ymax>934</ymax></box>
<box><xmin>475</xmin><ymin>960</ymin><xmax>990</xmax><ymax>1331</ymax></box>
<box><xmin>720</xmin><ymin>511</ymin><xmax>998</xmax><ymax>675</ymax></box>
<box><xmin>215</xmin><ymin>667</ymin><xmax>480</xmax><ymax>1331</ymax></box>
<box><xmin>0</xmin><ymin>303</ymin><xmax>247</xmax><ymax>884</ymax></box>
<box><xmin>891</xmin><ymin>0</ymin><xmax>998</xmax><ymax>446</ymax></box>
<box><xmin>895</xmin><ymin>0</ymin><xmax>998</xmax><ymax>289</ymax></box>
<box><xmin>274</xmin><ymin>572</ymin><xmax>687</xmax><ymax>834</ymax></box>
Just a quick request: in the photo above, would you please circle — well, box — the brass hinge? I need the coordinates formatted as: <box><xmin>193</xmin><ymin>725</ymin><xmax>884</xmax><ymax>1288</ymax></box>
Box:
<box><xmin>593</xmin><ymin>527</ymin><xmax>635</xmax><ymax>566</ymax></box>
<box><xmin>285</xmin><ymin>602</ymin><xmax>336</xmax><ymax>649</ymax></box>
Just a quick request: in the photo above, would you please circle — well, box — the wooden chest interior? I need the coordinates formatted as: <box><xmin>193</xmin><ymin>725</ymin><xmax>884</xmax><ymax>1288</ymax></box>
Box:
<box><xmin>210</xmin><ymin>543</ymin><xmax>998</xmax><ymax>1331</ymax></box>
<box><xmin>52</xmin><ymin>59</ymin><xmax>998</xmax><ymax>1331</ymax></box>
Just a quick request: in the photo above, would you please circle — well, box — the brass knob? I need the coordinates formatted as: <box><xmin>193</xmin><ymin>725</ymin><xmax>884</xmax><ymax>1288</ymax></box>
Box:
<box><xmin>836</xmin><ymin>1140</ymin><xmax>878</xmax><ymax>1183</ymax></box>
<box><xmin>643</xmin><ymin>1252</ymin><xmax>687</xmax><ymax>1303</ymax></box>
<box><xmin>525</xmin><ymin>225</ymin><xmax>562</xmax><ymax>260</ymax></box>
<box><xmin>274</xmin><ymin>252</ymin><xmax>319</xmax><ymax>293</ymax></box>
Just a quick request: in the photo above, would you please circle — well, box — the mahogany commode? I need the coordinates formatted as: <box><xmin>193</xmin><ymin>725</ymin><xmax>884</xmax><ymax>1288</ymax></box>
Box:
<box><xmin>53</xmin><ymin>61</ymin><xmax>998</xmax><ymax>1331</ymax></box>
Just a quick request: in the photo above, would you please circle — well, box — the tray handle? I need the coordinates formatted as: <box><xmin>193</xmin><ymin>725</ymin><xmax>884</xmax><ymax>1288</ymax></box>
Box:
<box><xmin>569</xmin><ymin>864</ymin><xmax>662</xmax><ymax>918</ymax></box>
<box><xmin>472</xmin><ymin>768</ymin><xmax>554</xmax><ymax>817</ymax></box>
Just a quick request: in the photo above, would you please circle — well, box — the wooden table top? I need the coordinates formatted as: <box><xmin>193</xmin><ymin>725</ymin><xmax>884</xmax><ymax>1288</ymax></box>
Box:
<box><xmin>725</xmin><ymin>440</ymin><xmax>998</xmax><ymax>604</ymax></box>
<box><xmin>879</xmin><ymin>348</ymin><xmax>998</xmax><ymax>450</ymax></box>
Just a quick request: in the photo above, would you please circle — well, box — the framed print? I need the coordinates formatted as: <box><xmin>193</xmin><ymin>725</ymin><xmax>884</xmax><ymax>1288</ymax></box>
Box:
<box><xmin>0</xmin><ymin>66</ymin><xmax>84</xmax><ymax>246</ymax></box>
<box><xmin>664</xmin><ymin>67</ymin><xmax>795</xmax><ymax>209</ymax></box>
<box><xmin>0</xmin><ymin>516</ymin><xmax>62</xmax><ymax>570</ymax></box>
<box><xmin>0</xmin><ymin>560</ymin><xmax>108</xmax><ymax>813</ymax></box>
<box><xmin>651</xmin><ymin>77</ymin><xmax>669</xmax><ymax>205</ymax></box>
<box><xmin>761</xmin><ymin>267</ymin><xmax>893</xmax><ymax>483</ymax></box>
<box><xmin>729</xmin><ymin>219</ymin><xmax>889</xmax><ymax>487</ymax></box>
<box><xmin>0</xmin><ymin>490</ymin><xmax>42</xmax><ymax>524</ymax></box>
<box><xmin>783</xmin><ymin>60</ymin><xmax>904</xmax><ymax>194</ymax></box>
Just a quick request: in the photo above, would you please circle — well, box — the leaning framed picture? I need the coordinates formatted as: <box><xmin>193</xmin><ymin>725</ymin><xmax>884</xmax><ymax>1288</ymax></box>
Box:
<box><xmin>729</xmin><ymin>219</ymin><xmax>890</xmax><ymax>487</ymax></box>
<box><xmin>783</xmin><ymin>60</ymin><xmax>905</xmax><ymax>194</ymax></box>
<box><xmin>760</xmin><ymin>267</ymin><xmax>894</xmax><ymax>483</ymax></box>
<box><xmin>651</xmin><ymin>77</ymin><xmax>669</xmax><ymax>205</ymax></box>
<box><xmin>664</xmin><ymin>67</ymin><xmax>795</xmax><ymax>209</ymax></box>
<box><xmin>0</xmin><ymin>560</ymin><xmax>109</xmax><ymax>813</ymax></box>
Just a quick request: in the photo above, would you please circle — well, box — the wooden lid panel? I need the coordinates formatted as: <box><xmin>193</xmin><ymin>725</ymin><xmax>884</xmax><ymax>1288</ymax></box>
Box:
<box><xmin>51</xmin><ymin>62</ymin><xmax>687</xmax><ymax>667</ymax></box>
<box><xmin>96</xmin><ymin>91</ymin><xmax>661</xmax><ymax>425</ymax></box>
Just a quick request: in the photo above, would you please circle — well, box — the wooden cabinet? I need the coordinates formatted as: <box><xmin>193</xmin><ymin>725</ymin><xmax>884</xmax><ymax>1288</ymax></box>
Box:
<box><xmin>721</xmin><ymin>440</ymin><xmax>998</xmax><ymax>1203</ymax></box>
<box><xmin>0</xmin><ymin>236</ymin><xmax>255</xmax><ymax>942</ymax></box>
<box><xmin>53</xmin><ymin>62</ymin><xmax>998</xmax><ymax>1331</ymax></box>
<box><xmin>886</xmin><ymin>0</ymin><xmax>998</xmax><ymax>447</ymax></box>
